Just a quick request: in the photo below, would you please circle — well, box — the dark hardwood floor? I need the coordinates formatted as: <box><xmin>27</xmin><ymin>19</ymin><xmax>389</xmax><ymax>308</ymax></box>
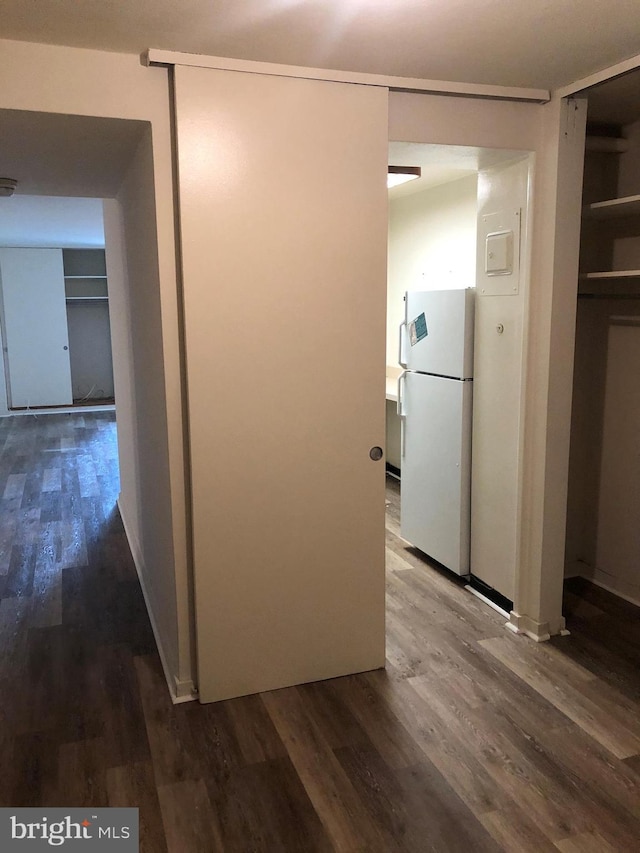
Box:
<box><xmin>1</xmin><ymin>412</ymin><xmax>639</xmax><ymax>851</ymax></box>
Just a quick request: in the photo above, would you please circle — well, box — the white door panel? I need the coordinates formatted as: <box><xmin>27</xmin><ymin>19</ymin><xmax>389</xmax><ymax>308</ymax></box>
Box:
<box><xmin>401</xmin><ymin>372</ymin><xmax>472</xmax><ymax>575</ymax></box>
<box><xmin>0</xmin><ymin>248</ymin><xmax>72</xmax><ymax>408</ymax></box>
<box><xmin>174</xmin><ymin>66</ymin><xmax>388</xmax><ymax>702</ymax></box>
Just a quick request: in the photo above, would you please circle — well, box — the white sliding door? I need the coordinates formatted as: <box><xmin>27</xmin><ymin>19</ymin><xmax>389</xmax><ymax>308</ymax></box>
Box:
<box><xmin>0</xmin><ymin>248</ymin><xmax>72</xmax><ymax>408</ymax></box>
<box><xmin>174</xmin><ymin>66</ymin><xmax>388</xmax><ymax>702</ymax></box>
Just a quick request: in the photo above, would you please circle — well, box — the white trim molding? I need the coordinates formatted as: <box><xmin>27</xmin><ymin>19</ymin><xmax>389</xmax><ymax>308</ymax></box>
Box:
<box><xmin>465</xmin><ymin>585</ymin><xmax>510</xmax><ymax>619</ymax></box>
<box><xmin>145</xmin><ymin>49</ymin><xmax>550</xmax><ymax>103</ymax></box>
<box><xmin>556</xmin><ymin>51</ymin><xmax>640</xmax><ymax>98</ymax></box>
<box><xmin>172</xmin><ymin>677</ymin><xmax>197</xmax><ymax>703</ymax></box>
<box><xmin>506</xmin><ymin>611</ymin><xmax>570</xmax><ymax>642</ymax></box>
<box><xmin>589</xmin><ymin>576</ymin><xmax>640</xmax><ymax>610</ymax></box>
<box><xmin>118</xmin><ymin>496</ymin><xmax>196</xmax><ymax>704</ymax></box>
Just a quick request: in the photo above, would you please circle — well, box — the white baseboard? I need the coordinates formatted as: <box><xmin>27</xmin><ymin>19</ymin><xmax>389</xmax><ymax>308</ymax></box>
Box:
<box><xmin>465</xmin><ymin>585</ymin><xmax>510</xmax><ymax>619</ymax></box>
<box><xmin>118</xmin><ymin>496</ymin><xmax>195</xmax><ymax>705</ymax></box>
<box><xmin>173</xmin><ymin>677</ymin><xmax>197</xmax><ymax>703</ymax></box>
<box><xmin>0</xmin><ymin>403</ymin><xmax>116</xmax><ymax>418</ymax></box>
<box><xmin>505</xmin><ymin>611</ymin><xmax>569</xmax><ymax>641</ymax></box>
<box><xmin>588</xmin><ymin>575</ymin><xmax>640</xmax><ymax>609</ymax></box>
<box><xmin>566</xmin><ymin>566</ymin><xmax>640</xmax><ymax>609</ymax></box>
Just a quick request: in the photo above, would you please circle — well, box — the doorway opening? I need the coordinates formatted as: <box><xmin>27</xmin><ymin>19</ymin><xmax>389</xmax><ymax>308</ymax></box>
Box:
<box><xmin>564</xmin><ymin>68</ymin><xmax>640</xmax><ymax>609</ymax></box>
<box><xmin>384</xmin><ymin>140</ymin><xmax>534</xmax><ymax>622</ymax></box>
<box><xmin>0</xmin><ymin>197</ymin><xmax>115</xmax><ymax>414</ymax></box>
<box><xmin>0</xmin><ymin>106</ymin><xmax>181</xmax><ymax>693</ymax></box>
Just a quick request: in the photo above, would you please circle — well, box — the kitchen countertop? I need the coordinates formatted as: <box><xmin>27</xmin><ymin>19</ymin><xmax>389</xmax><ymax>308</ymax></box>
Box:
<box><xmin>386</xmin><ymin>366</ymin><xmax>402</xmax><ymax>403</ymax></box>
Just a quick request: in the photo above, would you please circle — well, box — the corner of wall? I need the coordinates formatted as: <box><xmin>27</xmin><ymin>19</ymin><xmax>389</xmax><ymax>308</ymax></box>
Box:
<box><xmin>516</xmin><ymin>96</ymin><xmax>587</xmax><ymax>633</ymax></box>
<box><xmin>118</xmin><ymin>495</ymin><xmax>193</xmax><ymax>703</ymax></box>
<box><xmin>506</xmin><ymin>610</ymin><xmax>569</xmax><ymax>641</ymax></box>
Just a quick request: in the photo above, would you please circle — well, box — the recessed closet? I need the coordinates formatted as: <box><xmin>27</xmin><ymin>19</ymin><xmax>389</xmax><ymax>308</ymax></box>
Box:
<box><xmin>565</xmin><ymin>70</ymin><xmax>640</xmax><ymax>606</ymax></box>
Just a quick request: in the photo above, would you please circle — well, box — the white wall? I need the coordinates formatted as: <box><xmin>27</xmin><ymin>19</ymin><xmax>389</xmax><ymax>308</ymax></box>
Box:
<box><xmin>0</xmin><ymin>196</ymin><xmax>105</xmax><ymax>248</ymax></box>
<box><xmin>568</xmin><ymin>306</ymin><xmax>640</xmax><ymax>610</ymax></box>
<box><xmin>565</xmin><ymin>301</ymin><xmax>640</xmax><ymax>584</ymax></box>
<box><xmin>103</xmin><ymin>128</ymin><xmax>181</xmax><ymax>690</ymax></box>
<box><xmin>0</xmin><ymin>38</ymin><xmax>193</xmax><ymax>698</ymax></box>
<box><xmin>386</xmin><ymin>176</ymin><xmax>478</xmax><ymax>366</ymax></box>
<box><xmin>594</xmin><ymin>322</ymin><xmax>640</xmax><ymax>604</ymax></box>
<box><xmin>471</xmin><ymin>158</ymin><xmax>531</xmax><ymax>603</ymax></box>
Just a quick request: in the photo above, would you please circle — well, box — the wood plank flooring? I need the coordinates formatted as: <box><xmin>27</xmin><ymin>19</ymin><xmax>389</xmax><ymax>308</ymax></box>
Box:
<box><xmin>1</xmin><ymin>412</ymin><xmax>639</xmax><ymax>851</ymax></box>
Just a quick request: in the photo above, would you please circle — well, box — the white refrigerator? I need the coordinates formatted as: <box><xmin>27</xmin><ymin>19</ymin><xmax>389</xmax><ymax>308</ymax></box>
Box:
<box><xmin>397</xmin><ymin>288</ymin><xmax>475</xmax><ymax>575</ymax></box>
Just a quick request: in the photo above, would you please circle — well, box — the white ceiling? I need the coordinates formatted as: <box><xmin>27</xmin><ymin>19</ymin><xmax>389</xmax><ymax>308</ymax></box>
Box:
<box><xmin>387</xmin><ymin>142</ymin><xmax>527</xmax><ymax>198</ymax></box>
<box><xmin>0</xmin><ymin>112</ymin><xmax>144</xmax><ymax>248</ymax></box>
<box><xmin>1</xmin><ymin>0</ymin><xmax>640</xmax><ymax>90</ymax></box>
<box><xmin>0</xmin><ymin>111</ymin><xmax>147</xmax><ymax>198</ymax></box>
<box><xmin>0</xmin><ymin>196</ymin><xmax>105</xmax><ymax>248</ymax></box>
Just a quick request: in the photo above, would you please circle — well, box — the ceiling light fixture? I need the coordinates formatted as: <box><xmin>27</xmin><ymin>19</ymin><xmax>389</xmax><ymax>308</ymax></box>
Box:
<box><xmin>0</xmin><ymin>178</ymin><xmax>18</xmax><ymax>197</ymax></box>
<box><xmin>387</xmin><ymin>166</ymin><xmax>421</xmax><ymax>189</ymax></box>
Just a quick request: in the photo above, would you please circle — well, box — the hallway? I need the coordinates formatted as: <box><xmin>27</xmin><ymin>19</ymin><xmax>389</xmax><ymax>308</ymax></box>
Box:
<box><xmin>0</xmin><ymin>413</ymin><xmax>639</xmax><ymax>851</ymax></box>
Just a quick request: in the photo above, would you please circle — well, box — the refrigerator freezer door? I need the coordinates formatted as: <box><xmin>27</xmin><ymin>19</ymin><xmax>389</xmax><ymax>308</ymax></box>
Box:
<box><xmin>404</xmin><ymin>289</ymin><xmax>474</xmax><ymax>379</ymax></box>
<box><xmin>400</xmin><ymin>372</ymin><xmax>472</xmax><ymax>575</ymax></box>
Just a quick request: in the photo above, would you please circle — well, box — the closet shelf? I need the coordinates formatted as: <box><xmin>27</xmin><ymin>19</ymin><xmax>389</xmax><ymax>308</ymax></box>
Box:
<box><xmin>578</xmin><ymin>292</ymin><xmax>640</xmax><ymax>300</ymax></box>
<box><xmin>584</xmin><ymin>136</ymin><xmax>629</xmax><ymax>154</ymax></box>
<box><xmin>65</xmin><ymin>296</ymin><xmax>109</xmax><ymax>302</ymax></box>
<box><xmin>64</xmin><ymin>275</ymin><xmax>108</xmax><ymax>280</ymax></box>
<box><xmin>584</xmin><ymin>194</ymin><xmax>640</xmax><ymax>219</ymax></box>
<box><xmin>580</xmin><ymin>270</ymin><xmax>640</xmax><ymax>280</ymax></box>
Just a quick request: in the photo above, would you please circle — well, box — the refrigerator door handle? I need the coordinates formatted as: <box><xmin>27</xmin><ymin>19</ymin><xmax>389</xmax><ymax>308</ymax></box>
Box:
<box><xmin>397</xmin><ymin>370</ymin><xmax>407</xmax><ymax>458</ymax></box>
<box><xmin>396</xmin><ymin>370</ymin><xmax>406</xmax><ymax>417</ymax></box>
<box><xmin>398</xmin><ymin>321</ymin><xmax>408</xmax><ymax>368</ymax></box>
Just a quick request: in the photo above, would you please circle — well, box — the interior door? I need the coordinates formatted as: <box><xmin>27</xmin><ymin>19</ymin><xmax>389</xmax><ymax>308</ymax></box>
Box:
<box><xmin>0</xmin><ymin>248</ymin><xmax>73</xmax><ymax>407</ymax></box>
<box><xmin>173</xmin><ymin>66</ymin><xmax>389</xmax><ymax>702</ymax></box>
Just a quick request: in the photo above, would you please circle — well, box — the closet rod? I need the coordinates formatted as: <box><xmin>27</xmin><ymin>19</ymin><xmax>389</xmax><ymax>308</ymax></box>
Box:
<box><xmin>609</xmin><ymin>315</ymin><xmax>640</xmax><ymax>326</ymax></box>
<box><xmin>578</xmin><ymin>293</ymin><xmax>640</xmax><ymax>300</ymax></box>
